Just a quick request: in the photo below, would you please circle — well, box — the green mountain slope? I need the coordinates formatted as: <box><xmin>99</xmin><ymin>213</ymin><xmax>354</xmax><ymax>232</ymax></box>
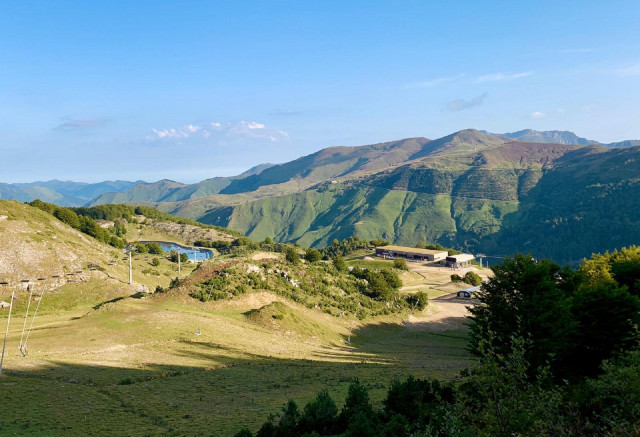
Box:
<box><xmin>481</xmin><ymin>145</ymin><xmax>640</xmax><ymax>263</ymax></box>
<box><xmin>89</xmin><ymin>138</ymin><xmax>432</xmax><ymax>206</ymax></box>
<box><xmin>196</xmin><ymin>136</ymin><xmax>640</xmax><ymax>264</ymax></box>
<box><xmin>80</xmin><ymin>129</ymin><xmax>640</xmax><ymax>265</ymax></box>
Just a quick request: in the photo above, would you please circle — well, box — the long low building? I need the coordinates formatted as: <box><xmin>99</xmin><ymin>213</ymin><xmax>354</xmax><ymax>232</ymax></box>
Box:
<box><xmin>445</xmin><ymin>253</ymin><xmax>476</xmax><ymax>268</ymax></box>
<box><xmin>375</xmin><ymin>245</ymin><xmax>448</xmax><ymax>262</ymax></box>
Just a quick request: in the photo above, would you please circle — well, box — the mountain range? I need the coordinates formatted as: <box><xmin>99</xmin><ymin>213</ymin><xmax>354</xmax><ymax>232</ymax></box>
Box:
<box><xmin>0</xmin><ymin>179</ymin><xmax>144</xmax><ymax>206</ymax></box>
<box><xmin>3</xmin><ymin>129</ymin><xmax>640</xmax><ymax>264</ymax></box>
<box><xmin>484</xmin><ymin>129</ymin><xmax>640</xmax><ymax>147</ymax></box>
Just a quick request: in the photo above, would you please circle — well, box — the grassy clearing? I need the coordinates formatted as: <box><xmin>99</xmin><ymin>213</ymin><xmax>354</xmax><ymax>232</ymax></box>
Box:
<box><xmin>0</xmin><ymin>203</ymin><xmax>473</xmax><ymax>435</ymax></box>
<box><xmin>0</xmin><ymin>265</ymin><xmax>471</xmax><ymax>436</ymax></box>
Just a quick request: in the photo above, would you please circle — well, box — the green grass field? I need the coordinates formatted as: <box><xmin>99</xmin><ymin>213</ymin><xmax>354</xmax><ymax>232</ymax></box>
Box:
<box><xmin>0</xmin><ymin>268</ymin><xmax>471</xmax><ymax>436</ymax></box>
<box><xmin>0</xmin><ymin>201</ymin><xmax>474</xmax><ymax>436</ymax></box>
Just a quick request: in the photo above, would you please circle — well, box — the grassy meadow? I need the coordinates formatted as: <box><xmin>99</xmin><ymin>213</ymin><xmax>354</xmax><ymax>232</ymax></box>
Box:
<box><xmin>0</xmin><ymin>253</ymin><xmax>476</xmax><ymax>436</ymax></box>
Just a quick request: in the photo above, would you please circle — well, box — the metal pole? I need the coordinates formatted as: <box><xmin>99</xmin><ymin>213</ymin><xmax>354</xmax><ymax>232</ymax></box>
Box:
<box><xmin>129</xmin><ymin>250</ymin><xmax>132</xmax><ymax>285</ymax></box>
<box><xmin>19</xmin><ymin>284</ymin><xmax>34</xmax><ymax>355</ymax></box>
<box><xmin>22</xmin><ymin>288</ymin><xmax>45</xmax><ymax>357</ymax></box>
<box><xmin>1</xmin><ymin>289</ymin><xmax>16</xmax><ymax>377</ymax></box>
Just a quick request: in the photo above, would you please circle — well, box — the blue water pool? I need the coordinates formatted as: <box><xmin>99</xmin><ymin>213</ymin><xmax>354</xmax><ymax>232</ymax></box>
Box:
<box><xmin>139</xmin><ymin>241</ymin><xmax>214</xmax><ymax>261</ymax></box>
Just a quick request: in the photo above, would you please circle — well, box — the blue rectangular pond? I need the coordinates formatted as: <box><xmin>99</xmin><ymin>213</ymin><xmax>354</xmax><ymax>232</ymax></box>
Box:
<box><xmin>139</xmin><ymin>241</ymin><xmax>214</xmax><ymax>261</ymax></box>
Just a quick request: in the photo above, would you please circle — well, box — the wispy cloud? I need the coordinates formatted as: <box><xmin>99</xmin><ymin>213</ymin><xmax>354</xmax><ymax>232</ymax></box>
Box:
<box><xmin>408</xmin><ymin>73</ymin><xmax>464</xmax><ymax>88</ymax></box>
<box><xmin>54</xmin><ymin>118</ymin><xmax>108</xmax><ymax>131</ymax></box>
<box><xmin>447</xmin><ymin>93</ymin><xmax>488</xmax><ymax>112</ymax></box>
<box><xmin>615</xmin><ymin>63</ymin><xmax>640</xmax><ymax>77</ymax></box>
<box><xmin>475</xmin><ymin>72</ymin><xmax>533</xmax><ymax>83</ymax></box>
<box><xmin>531</xmin><ymin>111</ymin><xmax>546</xmax><ymax>119</ymax></box>
<box><xmin>147</xmin><ymin>121</ymin><xmax>288</xmax><ymax>144</ymax></box>
<box><xmin>559</xmin><ymin>48</ymin><xmax>592</xmax><ymax>54</ymax></box>
<box><xmin>269</xmin><ymin>109</ymin><xmax>307</xmax><ymax>116</ymax></box>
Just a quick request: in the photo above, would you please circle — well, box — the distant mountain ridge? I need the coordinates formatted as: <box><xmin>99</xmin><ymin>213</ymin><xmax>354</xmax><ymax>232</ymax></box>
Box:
<box><xmin>118</xmin><ymin>128</ymin><xmax>638</xmax><ymax>266</ymax></box>
<box><xmin>484</xmin><ymin>129</ymin><xmax>640</xmax><ymax>148</ymax></box>
<box><xmin>0</xmin><ymin>179</ymin><xmax>145</xmax><ymax>206</ymax></box>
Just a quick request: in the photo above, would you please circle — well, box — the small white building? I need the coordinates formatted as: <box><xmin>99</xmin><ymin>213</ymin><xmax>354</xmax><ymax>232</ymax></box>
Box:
<box><xmin>444</xmin><ymin>253</ymin><xmax>475</xmax><ymax>268</ymax></box>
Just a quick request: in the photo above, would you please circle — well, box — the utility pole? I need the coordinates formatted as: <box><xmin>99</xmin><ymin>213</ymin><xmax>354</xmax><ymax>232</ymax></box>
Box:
<box><xmin>1</xmin><ymin>288</ymin><xmax>16</xmax><ymax>377</ymax></box>
<box><xmin>475</xmin><ymin>253</ymin><xmax>486</xmax><ymax>269</ymax></box>
<box><xmin>124</xmin><ymin>245</ymin><xmax>135</xmax><ymax>285</ymax></box>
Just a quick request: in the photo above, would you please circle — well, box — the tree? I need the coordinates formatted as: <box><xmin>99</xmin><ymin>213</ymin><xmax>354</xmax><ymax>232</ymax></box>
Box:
<box><xmin>393</xmin><ymin>258</ymin><xmax>408</xmax><ymax>271</ymax></box>
<box><xmin>112</xmin><ymin>220</ymin><xmax>127</xmax><ymax>237</ymax></box>
<box><xmin>370</xmin><ymin>239</ymin><xmax>389</xmax><ymax>247</ymax></box>
<box><xmin>53</xmin><ymin>207</ymin><xmax>80</xmax><ymax>228</ymax></box>
<box><xmin>151</xmin><ymin>258</ymin><xmax>160</xmax><ymax>267</ymax></box>
<box><xmin>406</xmin><ymin>291</ymin><xmax>428</xmax><ymax>311</ymax></box>
<box><xmin>298</xmin><ymin>390</ymin><xmax>338</xmax><ymax>435</ymax></box>
<box><xmin>332</xmin><ymin>255</ymin><xmax>347</xmax><ymax>273</ymax></box>
<box><xmin>169</xmin><ymin>251</ymin><xmax>189</xmax><ymax>263</ymax></box>
<box><xmin>276</xmin><ymin>400</ymin><xmax>301</xmax><ymax>437</ymax></box>
<box><xmin>305</xmin><ymin>248</ymin><xmax>322</xmax><ymax>263</ymax></box>
<box><xmin>285</xmin><ymin>247</ymin><xmax>301</xmax><ymax>265</ymax></box>
<box><xmin>368</xmin><ymin>272</ymin><xmax>396</xmax><ymax>301</ymax></box>
<box><xmin>468</xmin><ymin>254</ymin><xmax>577</xmax><ymax>378</ymax></box>
<box><xmin>340</xmin><ymin>379</ymin><xmax>374</xmax><ymax>425</ymax></box>
<box><xmin>458</xmin><ymin>334</ymin><xmax>563</xmax><ymax>436</ymax></box>
<box><xmin>134</xmin><ymin>242</ymin><xmax>148</xmax><ymax>254</ymax></box>
<box><xmin>570</xmin><ymin>281</ymin><xmax>640</xmax><ymax>377</ymax></box>
<box><xmin>463</xmin><ymin>271</ymin><xmax>482</xmax><ymax>286</ymax></box>
<box><xmin>146</xmin><ymin>242</ymin><xmax>163</xmax><ymax>255</ymax></box>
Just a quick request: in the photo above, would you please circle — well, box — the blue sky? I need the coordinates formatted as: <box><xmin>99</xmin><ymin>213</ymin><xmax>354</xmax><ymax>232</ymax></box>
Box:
<box><xmin>1</xmin><ymin>0</ymin><xmax>639</xmax><ymax>183</ymax></box>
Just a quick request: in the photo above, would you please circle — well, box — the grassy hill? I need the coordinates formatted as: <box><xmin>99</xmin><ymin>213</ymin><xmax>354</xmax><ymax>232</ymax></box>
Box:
<box><xmin>0</xmin><ymin>199</ymin><xmax>476</xmax><ymax>435</ymax></box>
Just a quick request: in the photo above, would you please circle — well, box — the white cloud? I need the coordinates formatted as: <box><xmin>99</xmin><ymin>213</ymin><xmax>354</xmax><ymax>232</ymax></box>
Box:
<box><xmin>408</xmin><ymin>74</ymin><xmax>464</xmax><ymax>88</ymax></box>
<box><xmin>531</xmin><ymin>111</ymin><xmax>546</xmax><ymax>119</ymax></box>
<box><xmin>147</xmin><ymin>121</ymin><xmax>288</xmax><ymax>144</ymax></box>
<box><xmin>151</xmin><ymin>128</ymin><xmax>187</xmax><ymax>139</ymax></box>
<box><xmin>244</xmin><ymin>121</ymin><xmax>265</xmax><ymax>129</ymax></box>
<box><xmin>475</xmin><ymin>72</ymin><xmax>533</xmax><ymax>83</ymax></box>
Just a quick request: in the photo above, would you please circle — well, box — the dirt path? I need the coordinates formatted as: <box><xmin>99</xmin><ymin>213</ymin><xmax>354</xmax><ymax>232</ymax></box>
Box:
<box><xmin>404</xmin><ymin>293</ymin><xmax>477</xmax><ymax>332</ymax></box>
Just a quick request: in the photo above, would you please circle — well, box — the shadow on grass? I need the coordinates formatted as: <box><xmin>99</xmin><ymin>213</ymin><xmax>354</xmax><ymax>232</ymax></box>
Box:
<box><xmin>0</xmin><ymin>321</ymin><xmax>472</xmax><ymax>436</ymax></box>
<box><xmin>92</xmin><ymin>296</ymin><xmax>126</xmax><ymax>310</ymax></box>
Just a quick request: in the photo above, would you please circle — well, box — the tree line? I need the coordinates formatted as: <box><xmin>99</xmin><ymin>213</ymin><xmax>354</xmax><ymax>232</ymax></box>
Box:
<box><xmin>237</xmin><ymin>247</ymin><xmax>640</xmax><ymax>436</ymax></box>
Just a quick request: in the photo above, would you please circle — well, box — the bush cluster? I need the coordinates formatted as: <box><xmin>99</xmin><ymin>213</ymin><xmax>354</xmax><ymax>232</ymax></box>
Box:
<box><xmin>30</xmin><ymin>199</ymin><xmax>126</xmax><ymax>248</ymax></box>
